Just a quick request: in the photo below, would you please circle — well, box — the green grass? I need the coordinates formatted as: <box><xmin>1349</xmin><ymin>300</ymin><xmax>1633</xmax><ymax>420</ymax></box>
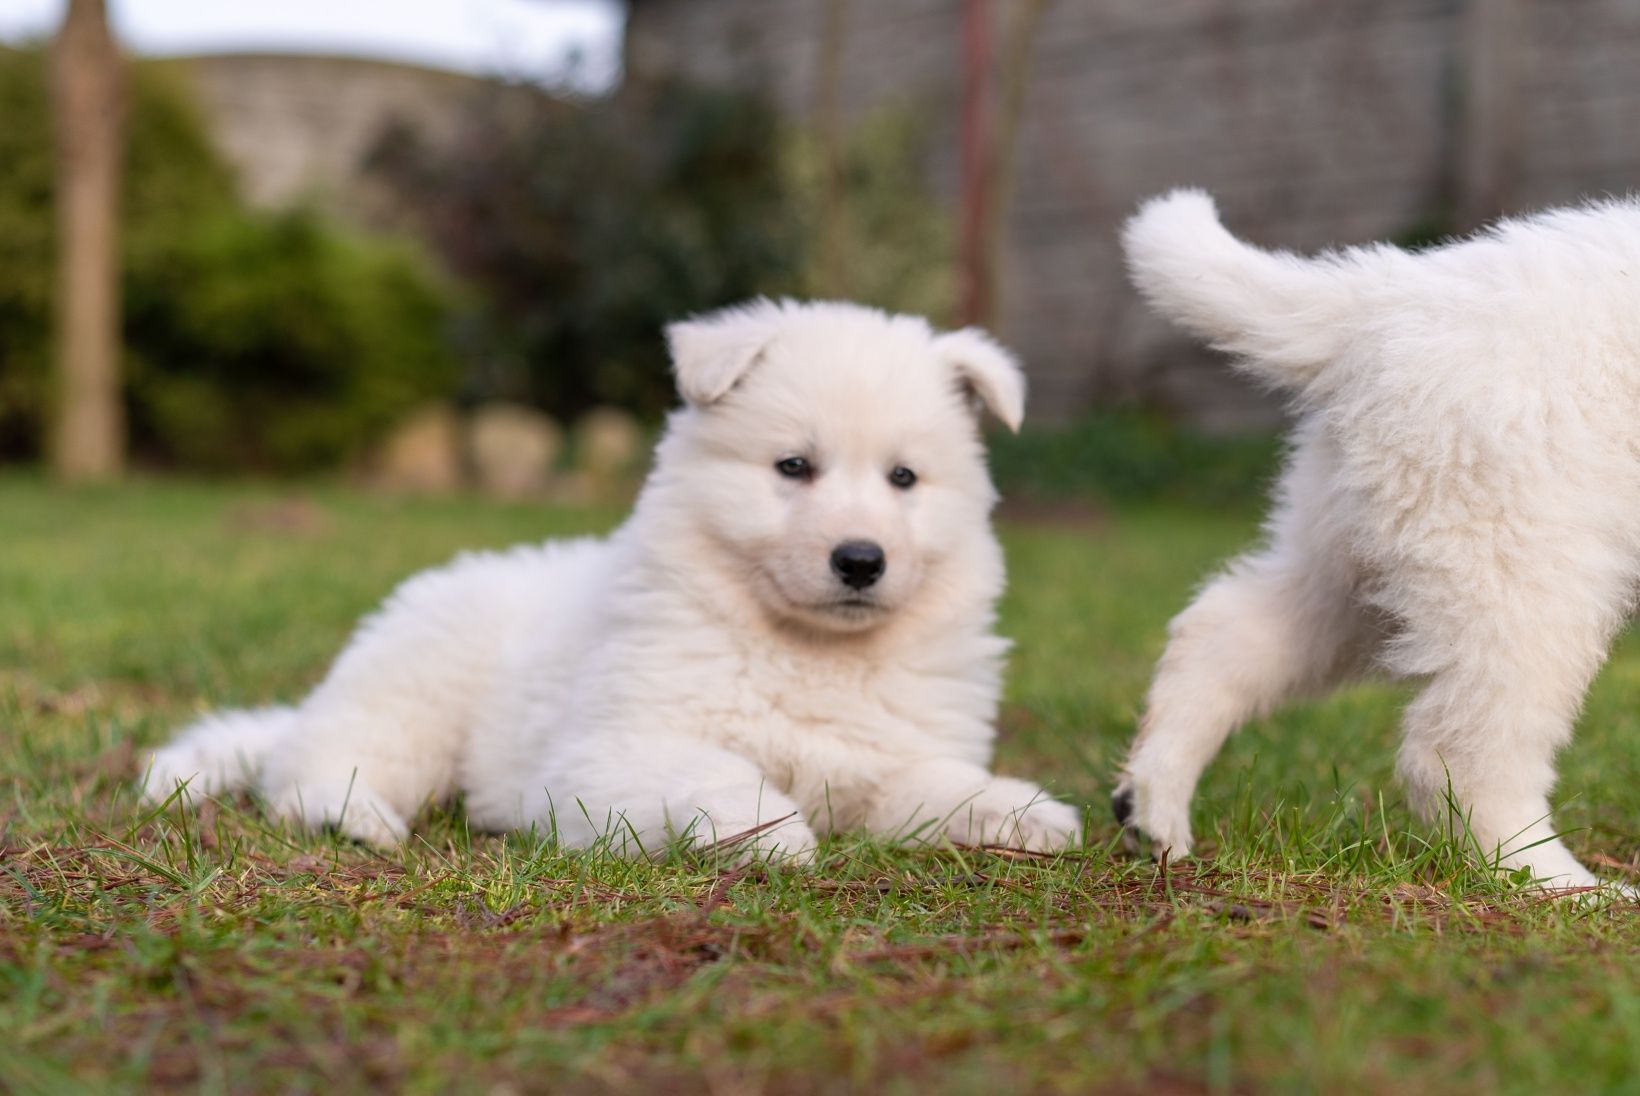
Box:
<box><xmin>6</xmin><ymin>473</ymin><xmax>1640</xmax><ymax>1093</ymax></box>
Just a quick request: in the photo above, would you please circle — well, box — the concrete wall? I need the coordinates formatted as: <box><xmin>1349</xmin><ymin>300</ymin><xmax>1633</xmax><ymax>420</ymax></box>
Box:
<box><xmin>171</xmin><ymin>54</ymin><xmax>483</xmax><ymax>219</ymax></box>
<box><xmin>627</xmin><ymin>0</ymin><xmax>1640</xmax><ymax>428</ymax></box>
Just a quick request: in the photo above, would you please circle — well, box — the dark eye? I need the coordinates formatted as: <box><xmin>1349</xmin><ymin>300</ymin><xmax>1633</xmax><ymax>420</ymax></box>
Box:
<box><xmin>888</xmin><ymin>466</ymin><xmax>917</xmax><ymax>489</ymax></box>
<box><xmin>775</xmin><ymin>456</ymin><xmax>813</xmax><ymax>480</ymax></box>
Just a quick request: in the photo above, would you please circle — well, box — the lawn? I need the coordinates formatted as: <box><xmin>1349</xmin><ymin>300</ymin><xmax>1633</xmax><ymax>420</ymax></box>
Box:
<box><xmin>5</xmin><ymin>472</ymin><xmax>1640</xmax><ymax>1093</ymax></box>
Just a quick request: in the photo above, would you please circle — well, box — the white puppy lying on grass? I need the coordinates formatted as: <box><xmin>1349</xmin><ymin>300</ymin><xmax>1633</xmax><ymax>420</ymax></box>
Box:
<box><xmin>142</xmin><ymin>299</ymin><xmax>1081</xmax><ymax>860</ymax></box>
<box><xmin>1114</xmin><ymin>190</ymin><xmax>1640</xmax><ymax>889</ymax></box>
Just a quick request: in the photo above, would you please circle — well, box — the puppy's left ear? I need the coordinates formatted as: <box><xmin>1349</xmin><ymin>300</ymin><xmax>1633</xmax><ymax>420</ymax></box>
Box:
<box><xmin>934</xmin><ymin>327</ymin><xmax>1026</xmax><ymax>433</ymax></box>
<box><xmin>666</xmin><ymin>299</ymin><xmax>783</xmax><ymax>407</ymax></box>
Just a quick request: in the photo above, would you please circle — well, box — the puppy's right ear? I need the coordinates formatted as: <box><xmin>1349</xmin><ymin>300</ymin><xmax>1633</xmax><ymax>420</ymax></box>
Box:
<box><xmin>666</xmin><ymin>299</ymin><xmax>784</xmax><ymax>407</ymax></box>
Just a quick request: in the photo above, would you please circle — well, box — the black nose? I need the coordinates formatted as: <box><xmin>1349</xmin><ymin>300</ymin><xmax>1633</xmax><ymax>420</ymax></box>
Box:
<box><xmin>830</xmin><ymin>540</ymin><xmax>886</xmax><ymax>590</ymax></box>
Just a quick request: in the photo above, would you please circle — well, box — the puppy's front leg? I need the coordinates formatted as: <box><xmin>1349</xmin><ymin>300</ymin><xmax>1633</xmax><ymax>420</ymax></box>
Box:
<box><xmin>530</xmin><ymin>735</ymin><xmax>818</xmax><ymax>863</ymax></box>
<box><xmin>863</xmin><ymin>757</ymin><xmax>1081</xmax><ymax>852</ymax></box>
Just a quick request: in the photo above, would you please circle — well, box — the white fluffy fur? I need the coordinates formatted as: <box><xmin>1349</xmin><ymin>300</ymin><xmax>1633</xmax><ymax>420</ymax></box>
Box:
<box><xmin>142</xmin><ymin>299</ymin><xmax>1080</xmax><ymax>860</ymax></box>
<box><xmin>1117</xmin><ymin>190</ymin><xmax>1640</xmax><ymax>889</ymax></box>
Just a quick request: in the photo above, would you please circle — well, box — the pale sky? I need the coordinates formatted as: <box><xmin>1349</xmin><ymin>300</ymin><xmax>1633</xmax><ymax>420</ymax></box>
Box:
<box><xmin>0</xmin><ymin>0</ymin><xmax>626</xmax><ymax>90</ymax></box>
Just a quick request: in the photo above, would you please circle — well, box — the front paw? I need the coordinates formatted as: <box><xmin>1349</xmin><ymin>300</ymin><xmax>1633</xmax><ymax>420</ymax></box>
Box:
<box><xmin>1111</xmin><ymin>773</ymin><xmax>1193</xmax><ymax>860</ymax></box>
<box><xmin>698</xmin><ymin>817</ymin><xmax>819</xmax><ymax>867</ymax></box>
<box><xmin>950</xmin><ymin>778</ymin><xmax>1082</xmax><ymax>853</ymax></box>
<box><xmin>683</xmin><ymin>789</ymin><xmax>819</xmax><ymax>866</ymax></box>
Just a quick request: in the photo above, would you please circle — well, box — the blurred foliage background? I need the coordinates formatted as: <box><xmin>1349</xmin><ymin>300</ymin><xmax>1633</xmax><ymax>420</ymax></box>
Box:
<box><xmin>367</xmin><ymin>82</ymin><xmax>954</xmax><ymax>421</ymax></box>
<box><xmin>0</xmin><ymin>49</ymin><xmax>457</xmax><ymax>472</ymax></box>
<box><xmin>0</xmin><ymin>42</ymin><xmax>991</xmax><ymax>479</ymax></box>
<box><xmin>370</xmin><ymin>78</ymin><xmax>802</xmax><ymax>420</ymax></box>
<box><xmin>12</xmin><ymin>0</ymin><xmax>1635</xmax><ymax>506</ymax></box>
<box><xmin>986</xmin><ymin>412</ymin><xmax>1279</xmax><ymax>509</ymax></box>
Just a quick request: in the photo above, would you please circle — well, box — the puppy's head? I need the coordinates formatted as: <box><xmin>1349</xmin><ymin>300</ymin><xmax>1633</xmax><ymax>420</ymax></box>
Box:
<box><xmin>655</xmin><ymin>298</ymin><xmax>1023</xmax><ymax>634</ymax></box>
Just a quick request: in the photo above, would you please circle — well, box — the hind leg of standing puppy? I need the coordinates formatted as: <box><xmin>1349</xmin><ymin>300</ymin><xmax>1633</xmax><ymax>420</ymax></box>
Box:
<box><xmin>1391</xmin><ymin>546</ymin><xmax>1631</xmax><ymax>890</ymax></box>
<box><xmin>1116</xmin><ymin>451</ymin><xmax>1371</xmax><ymax>858</ymax></box>
<box><xmin>1116</xmin><ymin>554</ymin><xmax>1366</xmax><ymax>857</ymax></box>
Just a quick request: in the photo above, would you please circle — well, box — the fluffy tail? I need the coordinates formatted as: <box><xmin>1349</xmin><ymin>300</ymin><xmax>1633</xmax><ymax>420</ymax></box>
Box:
<box><xmin>1122</xmin><ymin>189</ymin><xmax>1373</xmax><ymax>389</ymax></box>
<box><xmin>139</xmin><ymin>706</ymin><xmax>298</xmax><ymax>804</ymax></box>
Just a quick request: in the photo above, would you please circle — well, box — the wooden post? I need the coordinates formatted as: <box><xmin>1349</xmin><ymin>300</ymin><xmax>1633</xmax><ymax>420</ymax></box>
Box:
<box><xmin>51</xmin><ymin>0</ymin><xmax>126</xmax><ymax>482</ymax></box>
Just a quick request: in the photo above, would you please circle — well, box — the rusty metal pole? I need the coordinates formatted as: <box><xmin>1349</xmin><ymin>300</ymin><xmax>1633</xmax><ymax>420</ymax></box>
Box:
<box><xmin>958</xmin><ymin>0</ymin><xmax>991</xmax><ymax>327</ymax></box>
<box><xmin>814</xmin><ymin>0</ymin><xmax>851</xmax><ymax>298</ymax></box>
<box><xmin>985</xmin><ymin>0</ymin><xmax>1052</xmax><ymax>330</ymax></box>
<box><xmin>1457</xmin><ymin>0</ymin><xmax>1524</xmax><ymax>227</ymax></box>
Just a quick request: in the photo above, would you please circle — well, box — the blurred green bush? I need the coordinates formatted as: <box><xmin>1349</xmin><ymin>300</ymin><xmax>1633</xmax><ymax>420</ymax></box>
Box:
<box><xmin>779</xmin><ymin>105</ymin><xmax>955</xmax><ymax>324</ymax></box>
<box><xmin>987</xmin><ymin>411</ymin><xmax>1282</xmax><ymax>508</ymax></box>
<box><xmin>124</xmin><ymin>207</ymin><xmax>457</xmax><ymax>470</ymax></box>
<box><xmin>370</xmin><ymin>79</ymin><xmax>952</xmax><ymax>422</ymax></box>
<box><xmin>0</xmin><ymin>48</ymin><xmax>61</xmax><ymax>458</ymax></box>
<box><xmin>0</xmin><ymin>49</ymin><xmax>456</xmax><ymax>471</ymax></box>
<box><xmin>369</xmin><ymin>79</ymin><xmax>800</xmax><ymax>420</ymax></box>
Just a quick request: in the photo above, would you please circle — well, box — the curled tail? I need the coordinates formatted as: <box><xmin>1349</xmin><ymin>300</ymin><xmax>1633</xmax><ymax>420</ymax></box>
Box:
<box><xmin>140</xmin><ymin>706</ymin><xmax>298</xmax><ymax>804</ymax></box>
<box><xmin>1122</xmin><ymin>189</ymin><xmax>1376</xmax><ymax>389</ymax></box>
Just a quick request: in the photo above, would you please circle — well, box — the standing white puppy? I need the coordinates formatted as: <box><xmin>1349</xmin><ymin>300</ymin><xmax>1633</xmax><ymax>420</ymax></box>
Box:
<box><xmin>142</xmin><ymin>299</ymin><xmax>1080</xmax><ymax>859</ymax></box>
<box><xmin>1116</xmin><ymin>191</ymin><xmax>1640</xmax><ymax>889</ymax></box>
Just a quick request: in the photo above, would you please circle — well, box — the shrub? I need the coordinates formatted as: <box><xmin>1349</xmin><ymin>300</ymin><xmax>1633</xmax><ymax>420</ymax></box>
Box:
<box><xmin>370</xmin><ymin>78</ymin><xmax>800</xmax><ymax>421</ymax></box>
<box><xmin>779</xmin><ymin>105</ymin><xmax>955</xmax><ymax>324</ymax></box>
<box><xmin>371</xmin><ymin>79</ymin><xmax>954</xmax><ymax>422</ymax></box>
<box><xmin>986</xmin><ymin>410</ymin><xmax>1283</xmax><ymax>507</ymax></box>
<box><xmin>124</xmin><ymin>207</ymin><xmax>457</xmax><ymax>471</ymax></box>
<box><xmin>0</xmin><ymin>49</ymin><xmax>457</xmax><ymax>471</ymax></box>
